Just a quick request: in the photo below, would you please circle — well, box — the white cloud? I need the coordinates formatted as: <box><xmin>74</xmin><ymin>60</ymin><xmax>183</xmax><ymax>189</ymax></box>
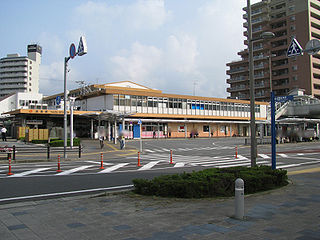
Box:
<box><xmin>165</xmin><ymin>34</ymin><xmax>198</xmax><ymax>73</ymax></box>
<box><xmin>111</xmin><ymin>42</ymin><xmax>163</xmax><ymax>84</ymax></box>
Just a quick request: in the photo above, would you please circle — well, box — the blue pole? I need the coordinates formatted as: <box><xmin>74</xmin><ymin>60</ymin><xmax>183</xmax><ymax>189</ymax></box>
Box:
<box><xmin>271</xmin><ymin>91</ymin><xmax>276</xmax><ymax>170</ymax></box>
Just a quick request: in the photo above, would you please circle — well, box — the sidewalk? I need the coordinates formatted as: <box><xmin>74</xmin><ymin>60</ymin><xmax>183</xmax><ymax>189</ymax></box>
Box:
<box><xmin>0</xmin><ymin>168</ymin><xmax>319</xmax><ymax>239</ymax></box>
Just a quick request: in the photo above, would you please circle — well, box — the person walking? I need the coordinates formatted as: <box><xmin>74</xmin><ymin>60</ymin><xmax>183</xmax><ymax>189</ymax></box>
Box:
<box><xmin>99</xmin><ymin>135</ymin><xmax>104</xmax><ymax>149</ymax></box>
<box><xmin>1</xmin><ymin>127</ymin><xmax>7</xmax><ymax>141</ymax></box>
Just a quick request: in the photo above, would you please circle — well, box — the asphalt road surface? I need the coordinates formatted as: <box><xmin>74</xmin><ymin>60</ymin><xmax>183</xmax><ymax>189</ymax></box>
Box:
<box><xmin>0</xmin><ymin>138</ymin><xmax>319</xmax><ymax>204</ymax></box>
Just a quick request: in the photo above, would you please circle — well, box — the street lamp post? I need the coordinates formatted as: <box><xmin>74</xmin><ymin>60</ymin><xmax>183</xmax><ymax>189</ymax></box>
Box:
<box><xmin>247</xmin><ymin>0</ymin><xmax>256</xmax><ymax>167</ymax></box>
<box><xmin>247</xmin><ymin>0</ymin><xmax>275</xmax><ymax>167</ymax></box>
<box><xmin>63</xmin><ymin>37</ymin><xmax>87</xmax><ymax>159</ymax></box>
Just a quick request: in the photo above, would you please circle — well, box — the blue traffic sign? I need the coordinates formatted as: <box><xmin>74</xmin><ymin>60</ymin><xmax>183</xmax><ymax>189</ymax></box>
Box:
<box><xmin>56</xmin><ymin>96</ymin><xmax>61</xmax><ymax>105</ymax></box>
<box><xmin>287</xmin><ymin>38</ymin><xmax>303</xmax><ymax>57</ymax></box>
<box><xmin>69</xmin><ymin>43</ymin><xmax>76</xmax><ymax>59</ymax></box>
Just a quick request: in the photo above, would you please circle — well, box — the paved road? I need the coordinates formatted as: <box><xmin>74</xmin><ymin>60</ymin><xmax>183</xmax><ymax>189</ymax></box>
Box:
<box><xmin>0</xmin><ymin>138</ymin><xmax>319</xmax><ymax>203</ymax></box>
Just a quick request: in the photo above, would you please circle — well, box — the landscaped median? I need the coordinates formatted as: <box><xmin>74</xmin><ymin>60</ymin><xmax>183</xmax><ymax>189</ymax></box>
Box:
<box><xmin>133</xmin><ymin>166</ymin><xmax>288</xmax><ymax>198</ymax></box>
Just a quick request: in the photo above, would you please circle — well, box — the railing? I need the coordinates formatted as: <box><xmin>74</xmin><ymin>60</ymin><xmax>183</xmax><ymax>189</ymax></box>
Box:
<box><xmin>0</xmin><ymin>145</ymin><xmax>83</xmax><ymax>161</ymax></box>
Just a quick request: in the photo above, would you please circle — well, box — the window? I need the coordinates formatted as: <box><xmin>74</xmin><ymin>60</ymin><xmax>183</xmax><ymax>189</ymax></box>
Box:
<box><xmin>29</xmin><ymin>66</ymin><xmax>32</xmax><ymax>70</ymax></box>
<box><xmin>137</xmin><ymin>96</ymin><xmax>142</xmax><ymax>106</ymax></box>
<box><xmin>292</xmin><ymin>65</ymin><xmax>298</xmax><ymax>71</ymax></box>
<box><xmin>113</xmin><ymin>94</ymin><xmax>119</xmax><ymax>106</ymax></box>
<box><xmin>119</xmin><ymin>95</ymin><xmax>125</xmax><ymax>106</ymax></box>
<box><xmin>131</xmin><ymin>96</ymin><xmax>137</xmax><ymax>107</ymax></box>
<box><xmin>29</xmin><ymin>72</ymin><xmax>32</xmax><ymax>75</ymax></box>
<box><xmin>203</xmin><ymin>125</ymin><xmax>209</xmax><ymax>132</ymax></box>
<box><xmin>292</xmin><ymin>75</ymin><xmax>298</xmax><ymax>81</ymax></box>
<box><xmin>290</xmin><ymin>16</ymin><xmax>295</xmax><ymax>21</ymax></box>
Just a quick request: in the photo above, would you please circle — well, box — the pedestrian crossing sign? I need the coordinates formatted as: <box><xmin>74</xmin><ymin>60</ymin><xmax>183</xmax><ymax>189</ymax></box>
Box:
<box><xmin>287</xmin><ymin>38</ymin><xmax>303</xmax><ymax>57</ymax></box>
<box><xmin>77</xmin><ymin>36</ymin><xmax>87</xmax><ymax>56</ymax></box>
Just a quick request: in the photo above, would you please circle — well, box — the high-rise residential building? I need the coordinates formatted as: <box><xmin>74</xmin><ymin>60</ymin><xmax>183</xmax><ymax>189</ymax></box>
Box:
<box><xmin>0</xmin><ymin>44</ymin><xmax>42</xmax><ymax>97</ymax></box>
<box><xmin>226</xmin><ymin>0</ymin><xmax>320</xmax><ymax>101</ymax></box>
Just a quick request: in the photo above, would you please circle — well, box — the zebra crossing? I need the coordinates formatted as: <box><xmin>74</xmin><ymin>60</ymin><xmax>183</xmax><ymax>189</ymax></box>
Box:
<box><xmin>143</xmin><ymin>146</ymin><xmax>234</xmax><ymax>153</ymax></box>
<box><xmin>0</xmin><ymin>152</ymin><xmax>317</xmax><ymax>178</ymax></box>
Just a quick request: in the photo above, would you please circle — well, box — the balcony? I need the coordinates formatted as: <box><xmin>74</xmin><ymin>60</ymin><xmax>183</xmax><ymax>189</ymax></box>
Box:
<box><xmin>227</xmin><ymin>66</ymin><xmax>247</xmax><ymax>75</ymax></box>
<box><xmin>0</xmin><ymin>72</ymin><xmax>28</xmax><ymax>78</ymax></box>
<box><xmin>0</xmin><ymin>83</ymin><xmax>27</xmax><ymax>89</ymax></box>
<box><xmin>227</xmin><ymin>76</ymin><xmax>247</xmax><ymax>84</ymax></box>
<box><xmin>0</xmin><ymin>60</ymin><xmax>27</xmax><ymax>68</ymax></box>
<box><xmin>227</xmin><ymin>85</ymin><xmax>247</xmax><ymax>92</ymax></box>
<box><xmin>0</xmin><ymin>67</ymin><xmax>27</xmax><ymax>73</ymax></box>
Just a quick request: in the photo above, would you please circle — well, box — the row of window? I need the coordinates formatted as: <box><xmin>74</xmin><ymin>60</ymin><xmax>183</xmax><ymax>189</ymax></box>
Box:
<box><xmin>113</xmin><ymin>95</ymin><xmax>261</xmax><ymax>113</ymax></box>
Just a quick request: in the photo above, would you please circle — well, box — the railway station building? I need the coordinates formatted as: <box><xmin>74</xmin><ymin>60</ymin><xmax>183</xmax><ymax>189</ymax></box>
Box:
<box><xmin>6</xmin><ymin>81</ymin><xmax>268</xmax><ymax>140</ymax></box>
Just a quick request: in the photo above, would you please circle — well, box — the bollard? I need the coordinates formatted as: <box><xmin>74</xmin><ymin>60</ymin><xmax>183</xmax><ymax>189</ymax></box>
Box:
<box><xmin>13</xmin><ymin>145</ymin><xmax>16</xmax><ymax>160</ymax></box>
<box><xmin>47</xmin><ymin>145</ymin><xmax>50</xmax><ymax>160</ymax></box>
<box><xmin>79</xmin><ymin>144</ymin><xmax>82</xmax><ymax>158</ymax></box>
<box><xmin>170</xmin><ymin>150</ymin><xmax>173</xmax><ymax>164</ymax></box>
<box><xmin>137</xmin><ymin>152</ymin><xmax>141</xmax><ymax>167</ymax></box>
<box><xmin>56</xmin><ymin>155</ymin><xmax>62</xmax><ymax>173</ymax></box>
<box><xmin>100</xmin><ymin>152</ymin><xmax>104</xmax><ymax>169</ymax></box>
<box><xmin>7</xmin><ymin>154</ymin><xmax>13</xmax><ymax>176</ymax></box>
<box><xmin>235</xmin><ymin>146</ymin><xmax>238</xmax><ymax>159</ymax></box>
<box><xmin>235</xmin><ymin>178</ymin><xmax>244</xmax><ymax>220</ymax></box>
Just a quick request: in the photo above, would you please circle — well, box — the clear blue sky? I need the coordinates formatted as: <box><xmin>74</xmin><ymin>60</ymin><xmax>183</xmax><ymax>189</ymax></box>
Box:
<box><xmin>1</xmin><ymin>0</ymin><xmax>249</xmax><ymax>97</ymax></box>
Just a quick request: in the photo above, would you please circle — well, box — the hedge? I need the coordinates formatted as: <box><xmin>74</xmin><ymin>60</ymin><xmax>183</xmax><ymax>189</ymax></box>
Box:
<box><xmin>133</xmin><ymin>166</ymin><xmax>288</xmax><ymax>198</ymax></box>
<box><xmin>48</xmin><ymin>138</ymin><xmax>80</xmax><ymax>147</ymax></box>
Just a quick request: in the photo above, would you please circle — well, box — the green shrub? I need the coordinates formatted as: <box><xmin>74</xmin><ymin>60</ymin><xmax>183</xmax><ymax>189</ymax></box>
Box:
<box><xmin>49</xmin><ymin>138</ymin><xmax>80</xmax><ymax>147</ymax></box>
<box><xmin>133</xmin><ymin>166</ymin><xmax>288</xmax><ymax>198</ymax></box>
<box><xmin>31</xmin><ymin>140</ymin><xmax>48</xmax><ymax>144</ymax></box>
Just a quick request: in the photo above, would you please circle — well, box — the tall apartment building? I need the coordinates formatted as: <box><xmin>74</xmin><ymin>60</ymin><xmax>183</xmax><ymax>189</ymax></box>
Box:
<box><xmin>226</xmin><ymin>0</ymin><xmax>320</xmax><ymax>101</ymax></box>
<box><xmin>0</xmin><ymin>44</ymin><xmax>42</xmax><ymax>97</ymax></box>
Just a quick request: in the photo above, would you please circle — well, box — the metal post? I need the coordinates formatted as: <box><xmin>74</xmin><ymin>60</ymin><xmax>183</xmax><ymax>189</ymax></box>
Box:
<box><xmin>90</xmin><ymin>119</ymin><xmax>94</xmax><ymax>139</ymax></box>
<box><xmin>47</xmin><ymin>145</ymin><xmax>50</xmax><ymax>160</ymax></box>
<box><xmin>247</xmin><ymin>0</ymin><xmax>256</xmax><ymax>167</ymax></box>
<box><xmin>114</xmin><ymin>121</ymin><xmax>117</xmax><ymax>144</ymax></box>
<box><xmin>63</xmin><ymin>57</ymin><xmax>70</xmax><ymax>159</ymax></box>
<box><xmin>271</xmin><ymin>91</ymin><xmax>276</xmax><ymax>170</ymax></box>
<box><xmin>79</xmin><ymin>144</ymin><xmax>82</xmax><ymax>158</ymax></box>
<box><xmin>70</xmin><ymin>97</ymin><xmax>75</xmax><ymax>149</ymax></box>
<box><xmin>12</xmin><ymin>145</ymin><xmax>16</xmax><ymax>160</ymax></box>
<box><xmin>108</xmin><ymin>121</ymin><xmax>111</xmax><ymax>141</ymax></box>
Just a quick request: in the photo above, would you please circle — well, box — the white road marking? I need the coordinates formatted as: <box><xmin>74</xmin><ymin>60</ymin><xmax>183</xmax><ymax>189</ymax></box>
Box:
<box><xmin>276</xmin><ymin>164</ymin><xmax>299</xmax><ymax>169</ymax></box>
<box><xmin>278</xmin><ymin>153</ymin><xmax>288</xmax><ymax>158</ymax></box>
<box><xmin>56</xmin><ymin>165</ymin><xmax>93</xmax><ymax>176</ymax></box>
<box><xmin>174</xmin><ymin>162</ymin><xmax>185</xmax><ymax>168</ymax></box>
<box><xmin>0</xmin><ymin>185</ymin><xmax>134</xmax><ymax>203</ymax></box>
<box><xmin>85</xmin><ymin>161</ymin><xmax>112</xmax><ymax>165</ymax></box>
<box><xmin>297</xmin><ymin>153</ymin><xmax>304</xmax><ymax>156</ymax></box>
<box><xmin>145</xmin><ymin>149</ymin><xmax>155</xmax><ymax>153</ymax></box>
<box><xmin>139</xmin><ymin>161</ymin><xmax>161</xmax><ymax>171</ymax></box>
<box><xmin>258</xmin><ymin>154</ymin><xmax>270</xmax><ymax>159</ymax></box>
<box><xmin>10</xmin><ymin>168</ymin><xmax>51</xmax><ymax>177</ymax></box>
<box><xmin>212</xmin><ymin>161</ymin><xmax>269</xmax><ymax>168</ymax></box>
<box><xmin>99</xmin><ymin>163</ymin><xmax>129</xmax><ymax>173</ymax></box>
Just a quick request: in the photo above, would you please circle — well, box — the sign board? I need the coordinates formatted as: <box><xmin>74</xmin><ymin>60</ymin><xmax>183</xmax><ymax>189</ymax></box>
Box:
<box><xmin>138</xmin><ymin>119</ymin><xmax>142</xmax><ymax>125</ymax></box>
<box><xmin>56</xmin><ymin>96</ymin><xmax>61</xmax><ymax>105</ymax></box>
<box><xmin>287</xmin><ymin>38</ymin><xmax>303</xmax><ymax>57</ymax></box>
<box><xmin>275</xmin><ymin>95</ymin><xmax>294</xmax><ymax>103</ymax></box>
<box><xmin>304</xmin><ymin>39</ymin><xmax>320</xmax><ymax>55</ymax></box>
<box><xmin>69</xmin><ymin>43</ymin><xmax>76</xmax><ymax>59</ymax></box>
<box><xmin>77</xmin><ymin>36</ymin><xmax>87</xmax><ymax>56</ymax></box>
<box><xmin>26</xmin><ymin>120</ymin><xmax>43</xmax><ymax>125</ymax></box>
